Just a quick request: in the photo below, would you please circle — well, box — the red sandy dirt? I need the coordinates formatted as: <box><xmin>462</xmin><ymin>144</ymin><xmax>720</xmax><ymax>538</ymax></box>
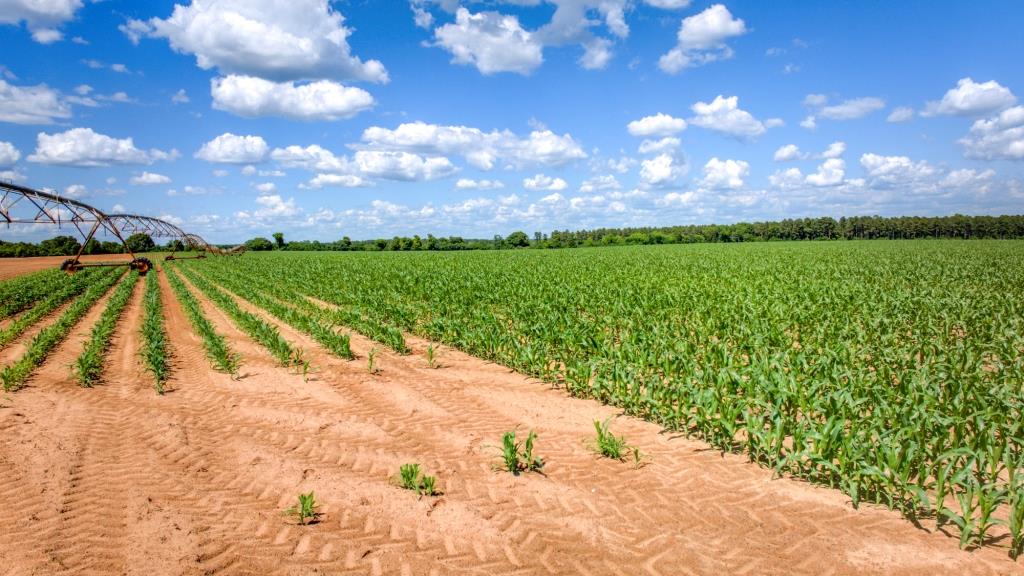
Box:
<box><xmin>0</xmin><ymin>254</ymin><xmax>134</xmax><ymax>281</ymax></box>
<box><xmin>0</xmin><ymin>262</ymin><xmax>1022</xmax><ymax>575</ymax></box>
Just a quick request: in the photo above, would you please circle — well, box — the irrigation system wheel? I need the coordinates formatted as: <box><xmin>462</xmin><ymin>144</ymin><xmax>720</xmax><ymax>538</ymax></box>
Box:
<box><xmin>130</xmin><ymin>257</ymin><xmax>153</xmax><ymax>275</ymax></box>
<box><xmin>60</xmin><ymin>258</ymin><xmax>83</xmax><ymax>274</ymax></box>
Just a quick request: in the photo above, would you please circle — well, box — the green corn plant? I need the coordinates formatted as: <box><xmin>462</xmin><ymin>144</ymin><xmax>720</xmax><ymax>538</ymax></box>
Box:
<box><xmin>590</xmin><ymin>418</ymin><xmax>633</xmax><ymax>461</ymax></box>
<box><xmin>426</xmin><ymin>344</ymin><xmax>438</xmax><ymax>368</ymax></box>
<box><xmin>396</xmin><ymin>463</ymin><xmax>440</xmax><ymax>496</ymax></box>
<box><xmin>497</xmin><ymin>430</ymin><xmax>544</xmax><ymax>475</ymax></box>
<box><xmin>419</xmin><ymin>475</ymin><xmax>438</xmax><ymax>496</ymax></box>
<box><xmin>284</xmin><ymin>491</ymin><xmax>320</xmax><ymax>525</ymax></box>
<box><xmin>367</xmin><ymin>347</ymin><xmax>380</xmax><ymax>374</ymax></box>
<box><xmin>399</xmin><ymin>463</ymin><xmax>421</xmax><ymax>490</ymax></box>
<box><xmin>291</xmin><ymin>349</ymin><xmax>314</xmax><ymax>382</ymax></box>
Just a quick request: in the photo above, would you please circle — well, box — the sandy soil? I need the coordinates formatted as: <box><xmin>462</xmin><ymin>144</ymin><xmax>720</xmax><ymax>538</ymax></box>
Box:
<box><xmin>0</xmin><ymin>254</ymin><xmax>135</xmax><ymax>281</ymax></box>
<box><xmin>0</xmin><ymin>264</ymin><xmax>1022</xmax><ymax>575</ymax></box>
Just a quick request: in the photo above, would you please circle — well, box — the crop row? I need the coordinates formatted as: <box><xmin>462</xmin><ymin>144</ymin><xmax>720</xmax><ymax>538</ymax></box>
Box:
<box><xmin>185</xmin><ymin>264</ymin><xmax>354</xmax><ymax>360</ymax></box>
<box><xmin>1</xmin><ymin>269</ymin><xmax>124</xmax><ymax>391</ymax></box>
<box><xmin>0</xmin><ymin>268</ymin><xmax>65</xmax><ymax>319</ymax></box>
<box><xmin>140</xmin><ymin>266</ymin><xmax>169</xmax><ymax>393</ymax></box>
<box><xmin>164</xmin><ymin>264</ymin><xmax>240</xmax><ymax>376</ymax></box>
<box><xmin>73</xmin><ymin>271</ymin><xmax>140</xmax><ymax>387</ymax></box>
<box><xmin>0</xmin><ymin>268</ymin><xmax>112</xmax><ymax>349</ymax></box>
<box><xmin>172</xmin><ymin>263</ymin><xmax>297</xmax><ymax>367</ymax></box>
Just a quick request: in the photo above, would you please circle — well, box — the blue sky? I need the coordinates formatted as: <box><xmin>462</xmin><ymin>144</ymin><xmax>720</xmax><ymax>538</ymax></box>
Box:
<box><xmin>1</xmin><ymin>0</ymin><xmax>1023</xmax><ymax>243</ymax></box>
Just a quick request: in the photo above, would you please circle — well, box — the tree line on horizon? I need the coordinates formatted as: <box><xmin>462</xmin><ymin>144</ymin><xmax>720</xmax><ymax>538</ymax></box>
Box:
<box><xmin>3</xmin><ymin>214</ymin><xmax>1024</xmax><ymax>258</ymax></box>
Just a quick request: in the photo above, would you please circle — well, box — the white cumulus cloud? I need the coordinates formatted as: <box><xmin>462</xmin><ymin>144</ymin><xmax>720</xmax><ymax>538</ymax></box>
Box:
<box><xmin>360</xmin><ymin>121</ymin><xmax>586</xmax><ymax>170</ymax></box>
<box><xmin>28</xmin><ymin>128</ymin><xmax>177</xmax><ymax>167</ymax></box>
<box><xmin>211</xmin><ymin>75</ymin><xmax>374</xmax><ymax>120</ymax></box>
<box><xmin>773</xmin><ymin>144</ymin><xmax>803</xmax><ymax>162</ymax></box>
<box><xmin>0</xmin><ymin>141</ymin><xmax>20</xmax><ymax>166</ymax></box>
<box><xmin>658</xmin><ymin>4</ymin><xmax>748</xmax><ymax>73</ymax></box>
<box><xmin>805</xmin><ymin>158</ymin><xmax>845</xmax><ymax>186</ymax></box>
<box><xmin>627</xmin><ymin>112</ymin><xmax>687</xmax><ymax>137</ymax></box>
<box><xmin>922</xmin><ymin>78</ymin><xmax>1016</xmax><ymax>117</ymax></box>
<box><xmin>690</xmin><ymin>95</ymin><xmax>766</xmax><ymax>138</ymax></box>
<box><xmin>699</xmin><ymin>157</ymin><xmax>748</xmax><ymax>189</ymax></box>
<box><xmin>433</xmin><ymin>8</ymin><xmax>543</xmax><ymax>75</ymax></box>
<box><xmin>640</xmin><ymin>153</ymin><xmax>685</xmax><ymax>187</ymax></box>
<box><xmin>122</xmin><ymin>0</ymin><xmax>388</xmax><ymax>83</ymax></box>
<box><xmin>959</xmin><ymin>106</ymin><xmax>1024</xmax><ymax>160</ymax></box>
<box><xmin>0</xmin><ymin>79</ymin><xmax>72</xmax><ymax>124</ymax></box>
<box><xmin>130</xmin><ymin>171</ymin><xmax>172</xmax><ymax>185</ymax></box>
<box><xmin>523</xmin><ymin>174</ymin><xmax>568</xmax><ymax>191</ymax></box>
<box><xmin>455</xmin><ymin>178</ymin><xmax>504</xmax><ymax>190</ymax></box>
<box><xmin>195</xmin><ymin>133</ymin><xmax>269</xmax><ymax>164</ymax></box>
<box><xmin>0</xmin><ymin>0</ymin><xmax>83</xmax><ymax>43</ymax></box>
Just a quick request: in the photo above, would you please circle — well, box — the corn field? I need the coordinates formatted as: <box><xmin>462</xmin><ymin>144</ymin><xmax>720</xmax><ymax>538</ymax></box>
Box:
<box><xmin>183</xmin><ymin>240</ymin><xmax>1024</xmax><ymax>556</ymax></box>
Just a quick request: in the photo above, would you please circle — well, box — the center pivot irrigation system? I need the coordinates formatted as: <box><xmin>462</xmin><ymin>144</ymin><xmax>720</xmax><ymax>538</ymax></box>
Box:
<box><xmin>1</xmin><ymin>181</ymin><xmax>243</xmax><ymax>275</ymax></box>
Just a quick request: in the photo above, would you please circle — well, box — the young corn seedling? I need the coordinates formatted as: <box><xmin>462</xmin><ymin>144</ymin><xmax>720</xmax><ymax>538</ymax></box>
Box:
<box><xmin>426</xmin><ymin>344</ymin><xmax>439</xmax><ymax>368</ymax></box>
<box><xmin>284</xmin><ymin>491</ymin><xmax>320</xmax><ymax>525</ymax></box>
<box><xmin>397</xmin><ymin>463</ymin><xmax>440</xmax><ymax>496</ymax></box>
<box><xmin>497</xmin><ymin>430</ymin><xmax>544</xmax><ymax>475</ymax></box>
<box><xmin>291</xmin><ymin>348</ymin><xmax>315</xmax><ymax>382</ymax></box>
<box><xmin>591</xmin><ymin>418</ymin><xmax>632</xmax><ymax>461</ymax></box>
<box><xmin>367</xmin><ymin>347</ymin><xmax>380</xmax><ymax>374</ymax></box>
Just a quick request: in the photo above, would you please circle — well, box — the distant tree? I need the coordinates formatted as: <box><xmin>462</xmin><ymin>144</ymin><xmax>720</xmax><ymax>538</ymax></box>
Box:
<box><xmin>506</xmin><ymin>231</ymin><xmax>530</xmax><ymax>248</ymax></box>
<box><xmin>244</xmin><ymin>237</ymin><xmax>274</xmax><ymax>251</ymax></box>
<box><xmin>125</xmin><ymin>233</ymin><xmax>156</xmax><ymax>253</ymax></box>
<box><xmin>40</xmin><ymin>235</ymin><xmax>82</xmax><ymax>256</ymax></box>
<box><xmin>340</xmin><ymin>236</ymin><xmax>352</xmax><ymax>250</ymax></box>
<box><xmin>167</xmin><ymin>239</ymin><xmax>185</xmax><ymax>252</ymax></box>
<box><xmin>411</xmin><ymin>235</ymin><xmax>423</xmax><ymax>250</ymax></box>
<box><xmin>272</xmin><ymin>232</ymin><xmax>285</xmax><ymax>250</ymax></box>
<box><xmin>83</xmin><ymin>238</ymin><xmax>104</xmax><ymax>255</ymax></box>
<box><xmin>101</xmin><ymin>241</ymin><xmax>123</xmax><ymax>254</ymax></box>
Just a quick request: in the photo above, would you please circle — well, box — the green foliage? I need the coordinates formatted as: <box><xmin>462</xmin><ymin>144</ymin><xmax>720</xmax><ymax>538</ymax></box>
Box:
<box><xmin>125</xmin><ymin>233</ymin><xmax>156</xmax><ymax>253</ymax></box>
<box><xmin>1</xmin><ymin>270</ymin><xmax>122</xmax><ymax>391</ymax></box>
<box><xmin>0</xmin><ymin>268</ymin><xmax>110</xmax><ymax>348</ymax></box>
<box><xmin>244</xmin><ymin>237</ymin><xmax>275</xmax><ymax>251</ymax></box>
<box><xmin>165</xmin><ymin>265</ymin><xmax>240</xmax><ymax>377</ymax></box>
<box><xmin>272</xmin><ymin>232</ymin><xmax>285</xmax><ymax>250</ymax></box>
<box><xmin>182</xmin><ymin>263</ymin><xmax>353</xmax><ymax>360</ymax></box>
<box><xmin>0</xmin><ymin>268</ymin><xmax>67</xmax><ymax>319</ymax></box>
<box><xmin>590</xmin><ymin>419</ymin><xmax>635</xmax><ymax>462</ymax></box>
<box><xmin>159</xmin><ymin>242</ymin><xmax>1024</xmax><ymax>556</ymax></box>
<box><xmin>74</xmin><ymin>271</ymin><xmax>140</xmax><ymax>386</ymax></box>
<box><xmin>140</xmin><ymin>268</ymin><xmax>169</xmax><ymax>393</ymax></box>
<box><xmin>505</xmin><ymin>230</ymin><xmax>531</xmax><ymax>248</ymax></box>
<box><xmin>498</xmin><ymin>430</ymin><xmax>544</xmax><ymax>475</ymax></box>
<box><xmin>174</xmin><ymin>263</ymin><xmax>297</xmax><ymax>367</ymax></box>
<box><xmin>284</xmin><ymin>492</ymin><xmax>320</xmax><ymax>525</ymax></box>
<box><xmin>425</xmin><ymin>343</ymin><xmax>438</xmax><ymax>368</ymax></box>
<box><xmin>397</xmin><ymin>463</ymin><xmax>439</xmax><ymax>496</ymax></box>
<box><xmin>38</xmin><ymin>235</ymin><xmax>82</xmax><ymax>256</ymax></box>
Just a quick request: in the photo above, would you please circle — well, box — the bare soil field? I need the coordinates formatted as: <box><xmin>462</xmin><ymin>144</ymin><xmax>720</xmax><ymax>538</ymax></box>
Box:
<box><xmin>1</xmin><ymin>260</ymin><xmax>1021</xmax><ymax>575</ymax></box>
<box><xmin>0</xmin><ymin>255</ymin><xmax>134</xmax><ymax>281</ymax></box>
